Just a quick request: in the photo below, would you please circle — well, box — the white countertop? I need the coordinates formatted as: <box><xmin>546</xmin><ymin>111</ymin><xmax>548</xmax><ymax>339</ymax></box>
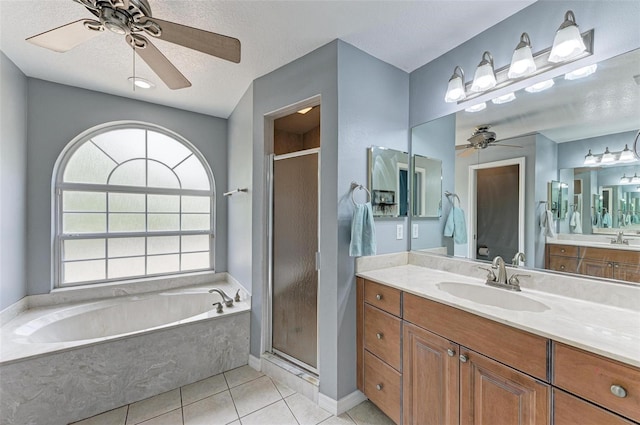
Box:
<box><xmin>357</xmin><ymin>264</ymin><xmax>640</xmax><ymax>368</ymax></box>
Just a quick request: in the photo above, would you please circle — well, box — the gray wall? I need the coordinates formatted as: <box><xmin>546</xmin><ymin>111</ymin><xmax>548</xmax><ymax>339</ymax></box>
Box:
<box><xmin>227</xmin><ymin>84</ymin><xmax>254</xmax><ymax>292</ymax></box>
<box><xmin>26</xmin><ymin>79</ymin><xmax>228</xmax><ymax>295</ymax></box>
<box><xmin>0</xmin><ymin>52</ymin><xmax>28</xmax><ymax>310</ymax></box>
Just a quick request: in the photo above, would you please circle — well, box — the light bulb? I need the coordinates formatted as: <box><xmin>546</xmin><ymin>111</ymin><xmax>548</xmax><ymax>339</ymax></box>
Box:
<box><xmin>508</xmin><ymin>33</ymin><xmax>536</xmax><ymax>78</ymax></box>
<box><xmin>549</xmin><ymin>11</ymin><xmax>587</xmax><ymax>63</ymax></box>
<box><xmin>470</xmin><ymin>52</ymin><xmax>497</xmax><ymax>93</ymax></box>
<box><xmin>444</xmin><ymin>66</ymin><xmax>466</xmax><ymax>103</ymax></box>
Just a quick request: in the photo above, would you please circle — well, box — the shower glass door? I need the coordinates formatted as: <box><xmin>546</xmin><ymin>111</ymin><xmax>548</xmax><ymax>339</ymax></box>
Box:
<box><xmin>272</xmin><ymin>150</ymin><xmax>318</xmax><ymax>371</ymax></box>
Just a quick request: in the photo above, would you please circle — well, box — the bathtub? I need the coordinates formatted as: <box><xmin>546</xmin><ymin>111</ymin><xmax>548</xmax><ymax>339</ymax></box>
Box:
<box><xmin>0</xmin><ymin>279</ymin><xmax>250</xmax><ymax>425</ymax></box>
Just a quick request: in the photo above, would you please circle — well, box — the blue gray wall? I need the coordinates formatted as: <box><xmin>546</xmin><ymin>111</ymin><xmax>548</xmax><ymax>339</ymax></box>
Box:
<box><xmin>558</xmin><ymin>131</ymin><xmax>637</xmax><ymax>169</ymax></box>
<box><xmin>25</xmin><ymin>79</ymin><xmax>228</xmax><ymax>296</ymax></box>
<box><xmin>0</xmin><ymin>52</ymin><xmax>28</xmax><ymax>310</ymax></box>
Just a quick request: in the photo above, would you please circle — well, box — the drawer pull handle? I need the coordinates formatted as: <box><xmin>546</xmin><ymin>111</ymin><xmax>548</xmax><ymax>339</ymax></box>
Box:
<box><xmin>376</xmin><ymin>332</ymin><xmax>383</xmax><ymax>340</ymax></box>
<box><xmin>561</xmin><ymin>249</ymin><xmax>566</xmax><ymax>253</ymax></box>
<box><xmin>460</xmin><ymin>354</ymin><xmax>468</xmax><ymax>363</ymax></box>
<box><xmin>376</xmin><ymin>384</ymin><xmax>383</xmax><ymax>391</ymax></box>
<box><xmin>611</xmin><ymin>385</ymin><xmax>627</xmax><ymax>398</ymax></box>
<box><xmin>447</xmin><ymin>349</ymin><xmax>455</xmax><ymax>357</ymax></box>
<box><xmin>376</xmin><ymin>294</ymin><xmax>382</xmax><ymax>301</ymax></box>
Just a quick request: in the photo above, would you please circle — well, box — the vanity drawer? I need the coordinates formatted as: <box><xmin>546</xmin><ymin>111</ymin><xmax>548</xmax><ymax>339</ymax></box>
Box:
<box><xmin>364</xmin><ymin>280</ymin><xmax>402</xmax><ymax>317</ymax></box>
<box><xmin>364</xmin><ymin>303</ymin><xmax>402</xmax><ymax>371</ymax></box>
<box><xmin>548</xmin><ymin>244</ymin><xmax>578</xmax><ymax>257</ymax></box>
<box><xmin>553</xmin><ymin>342</ymin><xmax>640</xmax><ymax>421</ymax></box>
<box><xmin>553</xmin><ymin>389</ymin><xmax>634</xmax><ymax>425</ymax></box>
<box><xmin>364</xmin><ymin>350</ymin><xmax>401</xmax><ymax>425</ymax></box>
<box><xmin>580</xmin><ymin>247</ymin><xmax>640</xmax><ymax>264</ymax></box>
<box><xmin>404</xmin><ymin>294</ymin><xmax>549</xmax><ymax>381</ymax></box>
<box><xmin>547</xmin><ymin>255</ymin><xmax>578</xmax><ymax>273</ymax></box>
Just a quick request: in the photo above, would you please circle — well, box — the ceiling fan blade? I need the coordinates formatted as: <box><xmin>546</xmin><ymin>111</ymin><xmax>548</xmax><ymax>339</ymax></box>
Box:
<box><xmin>489</xmin><ymin>144</ymin><xmax>523</xmax><ymax>148</ymax></box>
<box><xmin>458</xmin><ymin>148</ymin><xmax>477</xmax><ymax>158</ymax></box>
<box><xmin>455</xmin><ymin>144</ymin><xmax>471</xmax><ymax>150</ymax></box>
<box><xmin>129</xmin><ymin>35</ymin><xmax>191</xmax><ymax>90</ymax></box>
<box><xmin>26</xmin><ymin>20</ymin><xmax>104</xmax><ymax>52</ymax></box>
<box><xmin>141</xmin><ymin>17</ymin><xmax>241</xmax><ymax>63</ymax></box>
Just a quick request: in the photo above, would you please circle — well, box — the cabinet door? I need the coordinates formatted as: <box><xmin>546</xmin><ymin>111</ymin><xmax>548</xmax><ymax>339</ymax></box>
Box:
<box><xmin>578</xmin><ymin>259</ymin><xmax>613</xmax><ymax>279</ymax></box>
<box><xmin>403</xmin><ymin>323</ymin><xmax>459</xmax><ymax>425</ymax></box>
<box><xmin>460</xmin><ymin>349</ymin><xmax>550</xmax><ymax>425</ymax></box>
<box><xmin>613</xmin><ymin>262</ymin><xmax>640</xmax><ymax>283</ymax></box>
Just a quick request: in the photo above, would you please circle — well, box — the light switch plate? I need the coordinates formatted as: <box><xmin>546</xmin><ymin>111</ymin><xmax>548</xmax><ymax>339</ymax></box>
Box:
<box><xmin>412</xmin><ymin>223</ymin><xmax>419</xmax><ymax>239</ymax></box>
<box><xmin>396</xmin><ymin>224</ymin><xmax>403</xmax><ymax>240</ymax></box>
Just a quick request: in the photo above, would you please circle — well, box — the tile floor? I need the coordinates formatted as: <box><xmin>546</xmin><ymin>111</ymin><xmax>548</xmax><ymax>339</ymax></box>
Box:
<box><xmin>71</xmin><ymin>365</ymin><xmax>394</xmax><ymax>425</ymax></box>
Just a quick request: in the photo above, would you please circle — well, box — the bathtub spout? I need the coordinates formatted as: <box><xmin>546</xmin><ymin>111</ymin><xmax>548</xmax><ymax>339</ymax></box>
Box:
<box><xmin>209</xmin><ymin>288</ymin><xmax>234</xmax><ymax>307</ymax></box>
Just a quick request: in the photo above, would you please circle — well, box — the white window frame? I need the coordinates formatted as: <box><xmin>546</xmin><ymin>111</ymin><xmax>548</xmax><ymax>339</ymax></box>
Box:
<box><xmin>52</xmin><ymin>121</ymin><xmax>216</xmax><ymax>288</ymax></box>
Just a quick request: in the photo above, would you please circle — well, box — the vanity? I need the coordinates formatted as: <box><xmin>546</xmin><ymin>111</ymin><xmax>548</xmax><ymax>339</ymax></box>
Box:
<box><xmin>355</xmin><ymin>252</ymin><xmax>640</xmax><ymax>425</ymax></box>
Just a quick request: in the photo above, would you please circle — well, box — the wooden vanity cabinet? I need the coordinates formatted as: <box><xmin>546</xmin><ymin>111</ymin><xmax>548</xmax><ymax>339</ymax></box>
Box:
<box><xmin>545</xmin><ymin>244</ymin><xmax>640</xmax><ymax>283</ymax></box>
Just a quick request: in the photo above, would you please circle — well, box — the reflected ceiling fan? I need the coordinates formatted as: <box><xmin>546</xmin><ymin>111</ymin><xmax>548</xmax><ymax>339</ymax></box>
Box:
<box><xmin>26</xmin><ymin>0</ymin><xmax>241</xmax><ymax>90</ymax></box>
<box><xmin>456</xmin><ymin>125</ymin><xmax>528</xmax><ymax>157</ymax></box>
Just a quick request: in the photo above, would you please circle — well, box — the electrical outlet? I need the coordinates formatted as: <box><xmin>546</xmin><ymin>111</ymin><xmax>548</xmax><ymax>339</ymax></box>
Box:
<box><xmin>396</xmin><ymin>224</ymin><xmax>403</xmax><ymax>240</ymax></box>
<box><xmin>412</xmin><ymin>223</ymin><xmax>419</xmax><ymax>239</ymax></box>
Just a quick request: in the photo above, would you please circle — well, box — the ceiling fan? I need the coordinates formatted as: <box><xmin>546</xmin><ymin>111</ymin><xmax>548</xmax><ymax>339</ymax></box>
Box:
<box><xmin>456</xmin><ymin>125</ymin><xmax>527</xmax><ymax>157</ymax></box>
<box><xmin>25</xmin><ymin>0</ymin><xmax>241</xmax><ymax>90</ymax></box>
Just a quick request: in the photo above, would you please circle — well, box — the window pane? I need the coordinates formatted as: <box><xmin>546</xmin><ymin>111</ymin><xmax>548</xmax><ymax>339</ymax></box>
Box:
<box><xmin>182</xmin><ymin>196</ymin><xmax>210</xmax><ymax>213</ymax></box>
<box><xmin>63</xmin><ymin>213</ymin><xmax>106</xmax><ymax>234</ymax></box>
<box><xmin>109</xmin><ymin>213</ymin><xmax>145</xmax><ymax>232</ymax></box>
<box><xmin>63</xmin><ymin>191</ymin><xmax>106</xmax><ymax>212</ymax></box>
<box><xmin>147</xmin><ymin>254</ymin><xmax>179</xmax><ymax>274</ymax></box>
<box><xmin>108</xmin><ymin>237</ymin><xmax>145</xmax><ymax>257</ymax></box>
<box><xmin>63</xmin><ymin>142</ymin><xmax>116</xmax><ymax>184</ymax></box>
<box><xmin>148</xmin><ymin>214</ymin><xmax>179</xmax><ymax>231</ymax></box>
<box><xmin>108</xmin><ymin>257</ymin><xmax>145</xmax><ymax>279</ymax></box>
<box><xmin>64</xmin><ymin>260</ymin><xmax>105</xmax><ymax>283</ymax></box>
<box><xmin>147</xmin><ymin>131</ymin><xmax>192</xmax><ymax>168</ymax></box>
<box><xmin>63</xmin><ymin>239</ymin><xmax>105</xmax><ymax>261</ymax></box>
<box><xmin>148</xmin><ymin>161</ymin><xmax>180</xmax><ymax>189</ymax></box>
<box><xmin>181</xmin><ymin>235</ymin><xmax>209</xmax><ymax>252</ymax></box>
<box><xmin>148</xmin><ymin>236</ymin><xmax>179</xmax><ymax>255</ymax></box>
<box><xmin>92</xmin><ymin>129</ymin><xmax>145</xmax><ymax>164</ymax></box>
<box><xmin>109</xmin><ymin>193</ymin><xmax>145</xmax><ymax>212</ymax></box>
<box><xmin>148</xmin><ymin>194</ymin><xmax>179</xmax><ymax>212</ymax></box>
<box><xmin>182</xmin><ymin>214</ymin><xmax>210</xmax><ymax>231</ymax></box>
<box><xmin>181</xmin><ymin>252</ymin><xmax>209</xmax><ymax>271</ymax></box>
<box><xmin>109</xmin><ymin>159</ymin><xmax>146</xmax><ymax>187</ymax></box>
<box><xmin>174</xmin><ymin>155</ymin><xmax>210</xmax><ymax>190</ymax></box>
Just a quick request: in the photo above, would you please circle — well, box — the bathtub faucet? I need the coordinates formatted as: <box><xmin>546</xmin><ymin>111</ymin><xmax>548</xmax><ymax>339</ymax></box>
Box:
<box><xmin>209</xmin><ymin>288</ymin><xmax>234</xmax><ymax>307</ymax></box>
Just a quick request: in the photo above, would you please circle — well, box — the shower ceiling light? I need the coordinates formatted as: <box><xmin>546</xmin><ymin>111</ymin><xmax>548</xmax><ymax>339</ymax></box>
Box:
<box><xmin>470</xmin><ymin>51</ymin><xmax>497</xmax><ymax>93</ymax></box>
<box><xmin>464</xmin><ymin>102</ymin><xmax>487</xmax><ymax>113</ymax></box>
<box><xmin>525</xmin><ymin>79</ymin><xmax>555</xmax><ymax>93</ymax></box>
<box><xmin>444</xmin><ymin>66</ymin><xmax>466</xmax><ymax>103</ymax></box>
<box><xmin>508</xmin><ymin>33</ymin><xmax>536</xmax><ymax>79</ymax></box>
<box><xmin>549</xmin><ymin>10</ymin><xmax>587</xmax><ymax>63</ymax></box>
<box><xmin>565</xmin><ymin>64</ymin><xmax>597</xmax><ymax>80</ymax></box>
<box><xmin>491</xmin><ymin>92</ymin><xmax>516</xmax><ymax>104</ymax></box>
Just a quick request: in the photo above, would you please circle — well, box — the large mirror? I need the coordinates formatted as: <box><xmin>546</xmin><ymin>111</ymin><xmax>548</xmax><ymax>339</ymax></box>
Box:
<box><xmin>368</xmin><ymin>146</ymin><xmax>409</xmax><ymax>217</ymax></box>
<box><xmin>412</xmin><ymin>154</ymin><xmax>442</xmax><ymax>218</ymax></box>
<box><xmin>410</xmin><ymin>47</ymin><xmax>640</xmax><ymax>284</ymax></box>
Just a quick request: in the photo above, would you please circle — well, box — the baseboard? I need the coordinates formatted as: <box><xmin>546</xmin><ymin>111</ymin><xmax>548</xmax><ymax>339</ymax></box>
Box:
<box><xmin>318</xmin><ymin>390</ymin><xmax>367</xmax><ymax>416</ymax></box>
<box><xmin>248</xmin><ymin>354</ymin><xmax>262</xmax><ymax>371</ymax></box>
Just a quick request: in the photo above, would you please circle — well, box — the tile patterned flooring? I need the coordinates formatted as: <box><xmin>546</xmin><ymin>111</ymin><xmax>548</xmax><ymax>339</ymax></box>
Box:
<box><xmin>71</xmin><ymin>366</ymin><xmax>394</xmax><ymax>425</ymax></box>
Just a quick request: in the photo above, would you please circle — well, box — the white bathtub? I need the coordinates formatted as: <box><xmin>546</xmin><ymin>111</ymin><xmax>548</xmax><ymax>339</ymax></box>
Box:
<box><xmin>0</xmin><ymin>280</ymin><xmax>250</xmax><ymax>425</ymax></box>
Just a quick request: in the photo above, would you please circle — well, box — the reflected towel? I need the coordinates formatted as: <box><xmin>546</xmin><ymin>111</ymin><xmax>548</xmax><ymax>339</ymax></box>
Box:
<box><xmin>570</xmin><ymin>211</ymin><xmax>582</xmax><ymax>234</ymax></box>
<box><xmin>603</xmin><ymin>212</ymin><xmax>612</xmax><ymax>228</ymax></box>
<box><xmin>540</xmin><ymin>209</ymin><xmax>556</xmax><ymax>238</ymax></box>
<box><xmin>350</xmin><ymin>202</ymin><xmax>377</xmax><ymax>257</ymax></box>
<box><xmin>444</xmin><ymin>207</ymin><xmax>467</xmax><ymax>244</ymax></box>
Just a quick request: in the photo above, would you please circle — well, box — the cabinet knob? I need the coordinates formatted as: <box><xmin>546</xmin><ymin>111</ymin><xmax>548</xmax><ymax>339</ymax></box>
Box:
<box><xmin>608</xmin><ymin>263</ymin><xmax>613</xmax><ymax>268</ymax></box>
<box><xmin>610</xmin><ymin>385</ymin><xmax>627</xmax><ymax>398</ymax></box>
<box><xmin>447</xmin><ymin>348</ymin><xmax>455</xmax><ymax>357</ymax></box>
<box><xmin>459</xmin><ymin>354</ymin><xmax>468</xmax><ymax>363</ymax></box>
<box><xmin>560</xmin><ymin>265</ymin><xmax>566</xmax><ymax>270</ymax></box>
<box><xmin>561</xmin><ymin>249</ymin><xmax>566</xmax><ymax>253</ymax></box>
<box><xmin>376</xmin><ymin>294</ymin><xmax>382</xmax><ymax>301</ymax></box>
<box><xmin>376</xmin><ymin>332</ymin><xmax>383</xmax><ymax>340</ymax></box>
<box><xmin>376</xmin><ymin>384</ymin><xmax>383</xmax><ymax>391</ymax></box>
<box><xmin>615</xmin><ymin>264</ymin><xmax>619</xmax><ymax>268</ymax></box>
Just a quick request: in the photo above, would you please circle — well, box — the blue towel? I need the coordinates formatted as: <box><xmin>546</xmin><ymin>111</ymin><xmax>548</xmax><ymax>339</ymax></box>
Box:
<box><xmin>350</xmin><ymin>202</ymin><xmax>377</xmax><ymax>256</ymax></box>
<box><xmin>444</xmin><ymin>207</ymin><xmax>467</xmax><ymax>244</ymax></box>
<box><xmin>602</xmin><ymin>212</ymin><xmax>612</xmax><ymax>228</ymax></box>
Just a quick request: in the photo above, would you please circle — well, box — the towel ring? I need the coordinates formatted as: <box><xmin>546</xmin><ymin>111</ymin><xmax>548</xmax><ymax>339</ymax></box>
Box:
<box><xmin>351</xmin><ymin>184</ymin><xmax>371</xmax><ymax>206</ymax></box>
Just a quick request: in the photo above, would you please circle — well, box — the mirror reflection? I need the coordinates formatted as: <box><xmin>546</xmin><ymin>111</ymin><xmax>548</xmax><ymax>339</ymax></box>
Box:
<box><xmin>412</xmin><ymin>154</ymin><xmax>442</xmax><ymax>218</ymax></box>
<box><xmin>368</xmin><ymin>146</ymin><xmax>409</xmax><ymax>217</ymax></box>
<box><xmin>410</xmin><ymin>47</ymin><xmax>640</xmax><ymax>284</ymax></box>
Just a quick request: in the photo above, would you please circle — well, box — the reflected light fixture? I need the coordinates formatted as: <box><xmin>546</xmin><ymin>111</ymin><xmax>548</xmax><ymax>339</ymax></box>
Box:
<box><xmin>525</xmin><ymin>79</ymin><xmax>555</xmax><ymax>93</ymax></box>
<box><xmin>549</xmin><ymin>10</ymin><xmax>587</xmax><ymax>63</ymax></box>
<box><xmin>491</xmin><ymin>92</ymin><xmax>516</xmax><ymax>104</ymax></box>
<box><xmin>444</xmin><ymin>66</ymin><xmax>466</xmax><ymax>103</ymax></box>
<box><xmin>508</xmin><ymin>33</ymin><xmax>536</xmax><ymax>78</ymax></box>
<box><xmin>128</xmin><ymin>77</ymin><xmax>155</xmax><ymax>89</ymax></box>
<box><xmin>583</xmin><ymin>149</ymin><xmax>597</xmax><ymax>165</ymax></box>
<box><xmin>620</xmin><ymin>174</ymin><xmax>629</xmax><ymax>184</ymax></box>
<box><xmin>601</xmin><ymin>147</ymin><xmax>615</xmax><ymax>164</ymax></box>
<box><xmin>565</xmin><ymin>64</ymin><xmax>597</xmax><ymax>80</ymax></box>
<box><xmin>632</xmin><ymin>173</ymin><xmax>640</xmax><ymax>184</ymax></box>
<box><xmin>297</xmin><ymin>107</ymin><xmax>313</xmax><ymax>114</ymax></box>
<box><xmin>470</xmin><ymin>51</ymin><xmax>497</xmax><ymax>92</ymax></box>
<box><xmin>619</xmin><ymin>144</ymin><xmax>636</xmax><ymax>162</ymax></box>
<box><xmin>464</xmin><ymin>102</ymin><xmax>487</xmax><ymax>113</ymax></box>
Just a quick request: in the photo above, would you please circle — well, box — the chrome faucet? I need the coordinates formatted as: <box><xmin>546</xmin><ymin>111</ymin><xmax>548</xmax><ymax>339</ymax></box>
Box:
<box><xmin>492</xmin><ymin>256</ymin><xmax>508</xmax><ymax>285</ymax></box>
<box><xmin>209</xmin><ymin>288</ymin><xmax>234</xmax><ymax>307</ymax></box>
<box><xmin>611</xmin><ymin>231</ymin><xmax>629</xmax><ymax>245</ymax></box>
<box><xmin>511</xmin><ymin>252</ymin><xmax>526</xmax><ymax>266</ymax></box>
<box><xmin>480</xmin><ymin>256</ymin><xmax>529</xmax><ymax>292</ymax></box>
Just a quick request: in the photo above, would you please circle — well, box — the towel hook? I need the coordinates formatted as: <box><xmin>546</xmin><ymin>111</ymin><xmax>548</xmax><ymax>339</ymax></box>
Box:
<box><xmin>350</xmin><ymin>182</ymin><xmax>371</xmax><ymax>206</ymax></box>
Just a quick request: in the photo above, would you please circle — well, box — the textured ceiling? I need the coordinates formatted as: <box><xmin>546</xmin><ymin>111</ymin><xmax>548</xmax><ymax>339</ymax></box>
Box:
<box><xmin>0</xmin><ymin>0</ymin><xmax>535</xmax><ymax>118</ymax></box>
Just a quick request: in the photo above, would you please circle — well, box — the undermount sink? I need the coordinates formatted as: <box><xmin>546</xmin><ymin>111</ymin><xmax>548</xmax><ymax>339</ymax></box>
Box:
<box><xmin>436</xmin><ymin>282</ymin><xmax>550</xmax><ymax>312</ymax></box>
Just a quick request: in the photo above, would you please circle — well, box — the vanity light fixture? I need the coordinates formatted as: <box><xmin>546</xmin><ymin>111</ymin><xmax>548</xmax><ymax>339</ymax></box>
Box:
<box><xmin>464</xmin><ymin>102</ymin><xmax>487</xmax><ymax>113</ymax></box>
<box><xmin>549</xmin><ymin>10</ymin><xmax>587</xmax><ymax>63</ymax></box>
<box><xmin>583</xmin><ymin>149</ymin><xmax>597</xmax><ymax>165</ymax></box>
<box><xmin>565</xmin><ymin>64</ymin><xmax>598</xmax><ymax>80</ymax></box>
<box><xmin>619</xmin><ymin>144</ymin><xmax>636</xmax><ymax>162</ymax></box>
<box><xmin>620</xmin><ymin>174</ymin><xmax>629</xmax><ymax>184</ymax></box>
<box><xmin>525</xmin><ymin>79</ymin><xmax>555</xmax><ymax>93</ymax></box>
<box><xmin>491</xmin><ymin>92</ymin><xmax>516</xmax><ymax>105</ymax></box>
<box><xmin>444</xmin><ymin>66</ymin><xmax>466</xmax><ymax>103</ymax></box>
<box><xmin>601</xmin><ymin>147</ymin><xmax>615</xmax><ymax>164</ymax></box>
<box><xmin>128</xmin><ymin>76</ymin><xmax>155</xmax><ymax>89</ymax></box>
<box><xmin>508</xmin><ymin>33</ymin><xmax>536</xmax><ymax>79</ymax></box>
<box><xmin>470</xmin><ymin>51</ymin><xmax>497</xmax><ymax>93</ymax></box>
<box><xmin>585</xmin><ymin>145</ymin><xmax>640</xmax><ymax>166</ymax></box>
<box><xmin>632</xmin><ymin>173</ymin><xmax>640</xmax><ymax>184</ymax></box>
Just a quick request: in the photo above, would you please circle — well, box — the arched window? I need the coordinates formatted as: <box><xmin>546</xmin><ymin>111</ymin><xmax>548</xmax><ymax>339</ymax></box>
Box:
<box><xmin>54</xmin><ymin>123</ymin><xmax>215</xmax><ymax>287</ymax></box>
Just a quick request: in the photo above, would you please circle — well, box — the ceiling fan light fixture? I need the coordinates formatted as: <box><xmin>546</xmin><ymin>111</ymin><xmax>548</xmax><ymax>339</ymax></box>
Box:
<box><xmin>525</xmin><ymin>79</ymin><xmax>555</xmax><ymax>93</ymax></box>
<box><xmin>564</xmin><ymin>64</ymin><xmax>598</xmax><ymax>80</ymax></box>
<box><xmin>444</xmin><ymin>66</ymin><xmax>466</xmax><ymax>103</ymax></box>
<box><xmin>583</xmin><ymin>149</ymin><xmax>597</xmax><ymax>165</ymax></box>
<box><xmin>464</xmin><ymin>102</ymin><xmax>487</xmax><ymax>113</ymax></box>
<box><xmin>491</xmin><ymin>92</ymin><xmax>516</xmax><ymax>105</ymax></box>
<box><xmin>508</xmin><ymin>33</ymin><xmax>536</xmax><ymax>79</ymax></box>
<box><xmin>470</xmin><ymin>51</ymin><xmax>497</xmax><ymax>93</ymax></box>
<box><xmin>128</xmin><ymin>77</ymin><xmax>155</xmax><ymax>89</ymax></box>
<box><xmin>549</xmin><ymin>10</ymin><xmax>587</xmax><ymax>63</ymax></box>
